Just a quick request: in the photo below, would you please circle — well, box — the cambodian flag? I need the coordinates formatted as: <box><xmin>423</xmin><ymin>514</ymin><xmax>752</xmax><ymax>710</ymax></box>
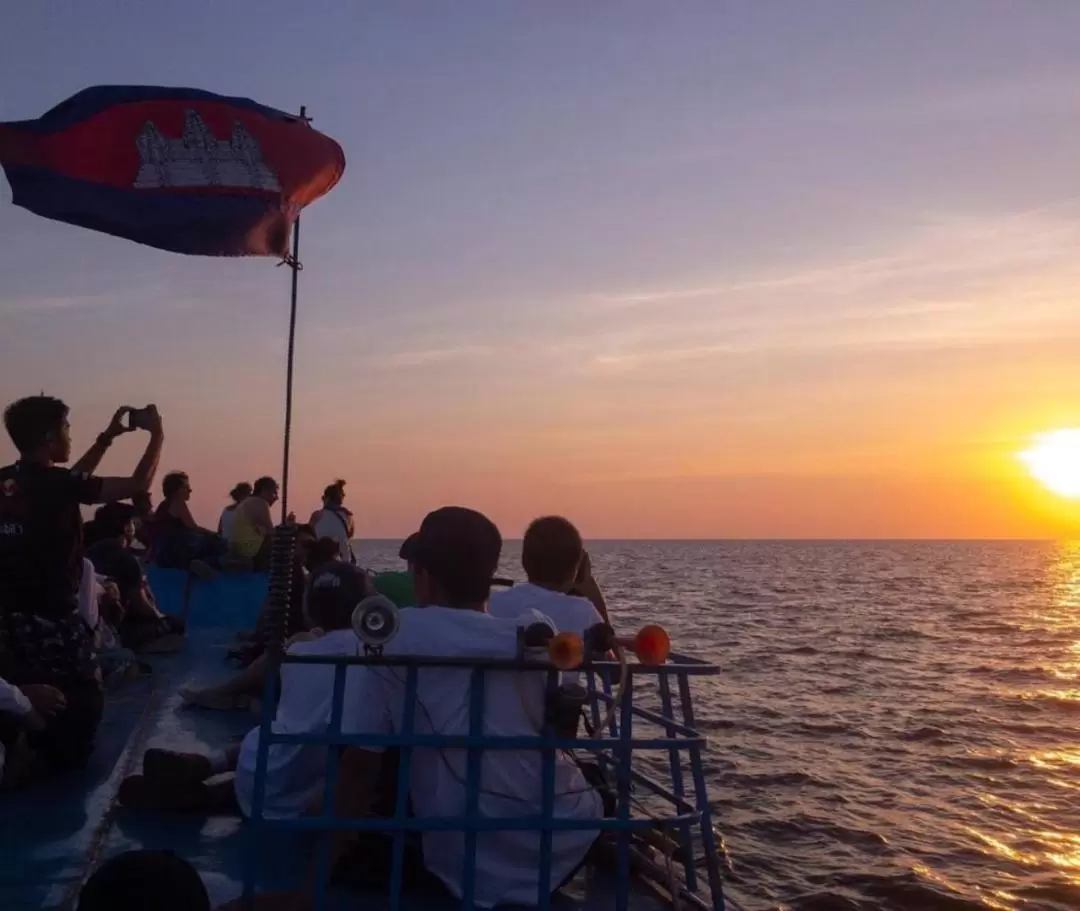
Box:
<box><xmin>0</xmin><ymin>86</ymin><xmax>345</xmax><ymax>257</ymax></box>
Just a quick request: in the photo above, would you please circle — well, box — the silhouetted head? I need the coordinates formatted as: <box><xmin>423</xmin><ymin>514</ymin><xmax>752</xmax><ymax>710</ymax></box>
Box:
<box><xmin>253</xmin><ymin>476</ymin><xmax>279</xmax><ymax>505</ymax></box>
<box><xmin>94</xmin><ymin>503</ymin><xmax>137</xmax><ymax>546</ymax></box>
<box><xmin>162</xmin><ymin>472</ymin><xmax>191</xmax><ymax>503</ymax></box>
<box><xmin>409</xmin><ymin>507</ymin><xmax>501</xmax><ymax>610</ymax></box>
<box><xmin>4</xmin><ymin>395</ymin><xmax>72</xmax><ymax>463</ymax></box>
<box><xmin>522</xmin><ymin>516</ymin><xmax>584</xmax><ymax>593</ymax></box>
<box><xmin>77</xmin><ymin>850</ymin><xmax>210</xmax><ymax>911</ymax></box>
<box><xmin>229</xmin><ymin>482</ymin><xmax>252</xmax><ymax>504</ymax></box>
<box><xmin>323</xmin><ymin>479</ymin><xmax>346</xmax><ymax>508</ymax></box>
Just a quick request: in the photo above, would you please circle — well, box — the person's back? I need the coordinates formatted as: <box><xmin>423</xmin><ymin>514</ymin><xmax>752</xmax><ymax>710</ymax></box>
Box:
<box><xmin>340</xmin><ymin>508</ymin><xmax>602</xmax><ymax>907</ymax></box>
<box><xmin>310</xmin><ymin>479</ymin><xmax>354</xmax><ymax>563</ymax></box>
<box><xmin>348</xmin><ymin>606</ymin><xmax>601</xmax><ymax>906</ymax></box>
<box><xmin>229</xmin><ymin>477</ymin><xmax>277</xmax><ymax>561</ymax></box>
<box><xmin>0</xmin><ymin>460</ymin><xmax>98</xmax><ymax>622</ymax></box>
<box><xmin>218</xmin><ymin>482</ymin><xmax>251</xmax><ymax>540</ymax></box>
<box><xmin>488</xmin><ymin>516</ymin><xmax>605</xmax><ymax>636</ymax></box>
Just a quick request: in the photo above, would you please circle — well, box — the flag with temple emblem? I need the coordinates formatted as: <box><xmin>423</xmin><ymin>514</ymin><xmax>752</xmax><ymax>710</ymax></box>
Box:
<box><xmin>0</xmin><ymin>85</ymin><xmax>345</xmax><ymax>257</ymax></box>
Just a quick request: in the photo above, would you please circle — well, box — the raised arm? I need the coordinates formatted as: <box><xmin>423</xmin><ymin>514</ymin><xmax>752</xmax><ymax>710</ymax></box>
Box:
<box><xmin>70</xmin><ymin>407</ymin><xmax>131</xmax><ymax>475</ymax></box>
<box><xmin>95</xmin><ymin>406</ymin><xmax>165</xmax><ymax>504</ymax></box>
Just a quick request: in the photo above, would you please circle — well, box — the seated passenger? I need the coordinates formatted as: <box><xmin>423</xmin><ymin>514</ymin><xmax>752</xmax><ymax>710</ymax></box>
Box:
<box><xmin>218</xmin><ymin>482</ymin><xmax>252</xmax><ymax>539</ymax></box>
<box><xmin>330</xmin><ymin>506</ymin><xmax>604</xmax><ymax>907</ymax></box>
<box><xmin>151</xmin><ymin>472</ymin><xmax>225</xmax><ymax>571</ymax></box>
<box><xmin>367</xmin><ymin>532</ymin><xmax>418</xmax><ymax>607</ymax></box>
<box><xmin>87</xmin><ymin>504</ymin><xmax>184</xmax><ymax>653</ymax></box>
<box><xmin>0</xmin><ymin>676</ymin><xmax>65</xmax><ymax>789</ymax></box>
<box><xmin>309</xmin><ymin>479</ymin><xmax>356</xmax><ymax>563</ymax></box>
<box><xmin>489</xmin><ymin>516</ymin><xmax>611</xmax><ymax>636</ymax></box>
<box><xmin>229</xmin><ymin>476</ymin><xmax>279</xmax><ymax>570</ymax></box>
<box><xmin>0</xmin><ymin>396</ymin><xmax>164</xmax><ymax>774</ymax></box>
<box><xmin>118</xmin><ymin>561</ymin><xmax>376</xmax><ymax>816</ymax></box>
<box><xmin>179</xmin><ymin>533</ymin><xmax>414</xmax><ymax>712</ymax></box>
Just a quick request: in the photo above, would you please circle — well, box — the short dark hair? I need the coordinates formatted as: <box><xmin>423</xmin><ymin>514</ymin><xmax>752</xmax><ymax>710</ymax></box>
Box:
<box><xmin>94</xmin><ymin>503</ymin><xmax>135</xmax><ymax>540</ymax></box>
<box><xmin>77</xmin><ymin>849</ymin><xmax>210</xmax><ymax>911</ymax></box>
<box><xmin>229</xmin><ymin>482</ymin><xmax>252</xmax><ymax>502</ymax></box>
<box><xmin>162</xmin><ymin>472</ymin><xmax>188</xmax><ymax>499</ymax></box>
<box><xmin>412</xmin><ymin>506</ymin><xmax>501</xmax><ymax>604</ymax></box>
<box><xmin>253</xmin><ymin>476</ymin><xmax>278</xmax><ymax>495</ymax></box>
<box><xmin>4</xmin><ymin>395</ymin><xmax>68</xmax><ymax>453</ymax></box>
<box><xmin>522</xmin><ymin>516</ymin><xmax>584</xmax><ymax>587</ymax></box>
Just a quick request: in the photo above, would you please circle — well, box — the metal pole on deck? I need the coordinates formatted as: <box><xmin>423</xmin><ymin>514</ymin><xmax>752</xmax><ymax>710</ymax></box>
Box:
<box><xmin>279</xmin><ymin>104</ymin><xmax>306</xmax><ymax>525</ymax></box>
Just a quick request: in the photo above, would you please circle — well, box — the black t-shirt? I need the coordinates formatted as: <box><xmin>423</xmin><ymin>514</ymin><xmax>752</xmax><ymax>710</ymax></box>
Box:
<box><xmin>86</xmin><ymin>538</ymin><xmax>144</xmax><ymax>605</ymax></box>
<box><xmin>0</xmin><ymin>461</ymin><xmax>104</xmax><ymax>620</ymax></box>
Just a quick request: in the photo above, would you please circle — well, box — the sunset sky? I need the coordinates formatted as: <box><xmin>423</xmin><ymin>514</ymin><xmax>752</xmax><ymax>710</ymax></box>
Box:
<box><xmin>3</xmin><ymin>3</ymin><xmax>1080</xmax><ymax>539</ymax></box>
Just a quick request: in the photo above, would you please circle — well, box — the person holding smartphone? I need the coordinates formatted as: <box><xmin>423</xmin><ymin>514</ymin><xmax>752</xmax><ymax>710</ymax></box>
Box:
<box><xmin>0</xmin><ymin>395</ymin><xmax>164</xmax><ymax>780</ymax></box>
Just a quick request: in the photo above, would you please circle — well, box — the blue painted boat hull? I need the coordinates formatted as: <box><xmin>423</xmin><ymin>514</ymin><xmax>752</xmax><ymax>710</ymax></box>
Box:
<box><xmin>1</xmin><ymin>570</ymin><xmax>680</xmax><ymax>910</ymax></box>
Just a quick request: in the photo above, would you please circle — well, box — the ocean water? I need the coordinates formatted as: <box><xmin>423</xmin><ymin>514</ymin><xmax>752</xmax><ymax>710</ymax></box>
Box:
<box><xmin>357</xmin><ymin>540</ymin><xmax>1080</xmax><ymax>911</ymax></box>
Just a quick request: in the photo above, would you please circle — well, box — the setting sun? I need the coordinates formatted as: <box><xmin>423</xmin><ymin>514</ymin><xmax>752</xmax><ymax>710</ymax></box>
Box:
<box><xmin>1019</xmin><ymin>429</ymin><xmax>1080</xmax><ymax>499</ymax></box>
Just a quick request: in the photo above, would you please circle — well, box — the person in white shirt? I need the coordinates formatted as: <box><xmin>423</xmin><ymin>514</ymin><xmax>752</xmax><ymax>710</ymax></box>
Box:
<box><xmin>217</xmin><ymin>482</ymin><xmax>252</xmax><ymax>539</ymax></box>
<box><xmin>309</xmin><ymin>479</ymin><xmax>355</xmax><ymax>564</ymax></box>
<box><xmin>117</xmin><ymin>561</ymin><xmax>374</xmax><ymax>817</ymax></box>
<box><xmin>490</xmin><ymin>516</ymin><xmax>611</xmax><ymax>637</ymax></box>
<box><xmin>0</xmin><ymin>677</ymin><xmax>66</xmax><ymax>788</ymax></box>
<box><xmin>328</xmin><ymin>506</ymin><xmax>605</xmax><ymax>908</ymax></box>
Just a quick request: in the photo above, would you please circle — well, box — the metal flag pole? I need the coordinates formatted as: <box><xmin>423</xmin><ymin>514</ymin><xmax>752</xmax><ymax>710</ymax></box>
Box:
<box><xmin>279</xmin><ymin>103</ymin><xmax>306</xmax><ymax>524</ymax></box>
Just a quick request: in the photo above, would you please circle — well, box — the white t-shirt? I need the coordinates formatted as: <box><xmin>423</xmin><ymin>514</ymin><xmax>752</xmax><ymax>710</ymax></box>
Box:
<box><xmin>0</xmin><ymin>675</ymin><xmax>31</xmax><ymax>718</ymax></box>
<box><xmin>234</xmin><ymin>628</ymin><xmax>361</xmax><ymax>819</ymax></box>
<box><xmin>312</xmin><ymin>507</ymin><xmax>355</xmax><ymax>563</ymax></box>
<box><xmin>489</xmin><ymin>583</ymin><xmax>604</xmax><ymax>637</ymax></box>
<box><xmin>341</xmin><ymin>607</ymin><xmax>603</xmax><ymax>908</ymax></box>
<box><xmin>218</xmin><ymin>504</ymin><xmax>240</xmax><ymax>540</ymax></box>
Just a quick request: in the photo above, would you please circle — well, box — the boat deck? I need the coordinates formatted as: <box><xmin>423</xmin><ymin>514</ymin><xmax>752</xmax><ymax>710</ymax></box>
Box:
<box><xmin>1</xmin><ymin>569</ymin><xmax>682</xmax><ymax>910</ymax></box>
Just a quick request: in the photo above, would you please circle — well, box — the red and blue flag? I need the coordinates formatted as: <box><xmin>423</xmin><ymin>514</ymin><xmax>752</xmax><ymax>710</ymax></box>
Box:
<box><xmin>0</xmin><ymin>86</ymin><xmax>345</xmax><ymax>257</ymax></box>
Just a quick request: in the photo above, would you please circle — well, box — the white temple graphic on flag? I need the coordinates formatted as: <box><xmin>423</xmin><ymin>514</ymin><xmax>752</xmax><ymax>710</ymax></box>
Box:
<box><xmin>134</xmin><ymin>109</ymin><xmax>281</xmax><ymax>191</ymax></box>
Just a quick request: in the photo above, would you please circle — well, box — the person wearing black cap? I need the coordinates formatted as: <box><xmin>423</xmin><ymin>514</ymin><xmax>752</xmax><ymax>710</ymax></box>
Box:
<box><xmin>331</xmin><ymin>506</ymin><xmax>604</xmax><ymax>908</ymax></box>
<box><xmin>118</xmin><ymin>562</ymin><xmax>374</xmax><ymax>817</ymax></box>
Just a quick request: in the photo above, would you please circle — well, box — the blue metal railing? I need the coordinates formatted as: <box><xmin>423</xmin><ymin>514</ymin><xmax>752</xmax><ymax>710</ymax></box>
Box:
<box><xmin>242</xmin><ymin>651</ymin><xmax>726</xmax><ymax>911</ymax></box>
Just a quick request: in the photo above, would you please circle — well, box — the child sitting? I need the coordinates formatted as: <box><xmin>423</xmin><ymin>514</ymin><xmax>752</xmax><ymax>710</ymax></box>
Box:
<box><xmin>118</xmin><ymin>562</ymin><xmax>372</xmax><ymax>817</ymax></box>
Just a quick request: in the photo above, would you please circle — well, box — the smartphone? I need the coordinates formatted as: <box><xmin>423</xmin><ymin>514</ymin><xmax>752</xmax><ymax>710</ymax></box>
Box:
<box><xmin>125</xmin><ymin>406</ymin><xmax>151</xmax><ymax>431</ymax></box>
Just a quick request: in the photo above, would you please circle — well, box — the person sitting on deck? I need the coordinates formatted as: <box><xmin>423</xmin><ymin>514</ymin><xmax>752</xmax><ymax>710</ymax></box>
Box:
<box><xmin>0</xmin><ymin>396</ymin><xmax>164</xmax><ymax>776</ymax></box>
<box><xmin>117</xmin><ymin>560</ymin><xmax>378</xmax><ymax>817</ymax></box>
<box><xmin>87</xmin><ymin>503</ymin><xmax>185</xmax><ymax>654</ymax></box>
<box><xmin>327</xmin><ymin>506</ymin><xmax>605</xmax><ymax>907</ymax></box>
<box><xmin>0</xmin><ymin>674</ymin><xmax>66</xmax><ymax>789</ymax></box>
<box><xmin>489</xmin><ymin>516</ymin><xmax>612</xmax><ymax>638</ymax></box>
<box><xmin>151</xmin><ymin>471</ymin><xmax>225</xmax><ymax>572</ymax></box>
<box><xmin>218</xmin><ymin>482</ymin><xmax>251</xmax><ymax>539</ymax></box>
<box><xmin>309</xmin><ymin>478</ymin><xmax>355</xmax><ymax>563</ymax></box>
<box><xmin>178</xmin><ymin>532</ymin><xmax>416</xmax><ymax>712</ymax></box>
<box><xmin>228</xmin><ymin>476</ymin><xmax>279</xmax><ymax>571</ymax></box>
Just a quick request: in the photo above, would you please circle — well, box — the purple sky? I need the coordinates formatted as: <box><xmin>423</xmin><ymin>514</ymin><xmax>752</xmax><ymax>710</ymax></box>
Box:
<box><xmin>3</xmin><ymin>3</ymin><xmax>1080</xmax><ymax>537</ymax></box>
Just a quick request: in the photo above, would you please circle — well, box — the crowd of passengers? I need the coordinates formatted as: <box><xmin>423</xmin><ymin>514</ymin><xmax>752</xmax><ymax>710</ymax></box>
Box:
<box><xmin>0</xmin><ymin>394</ymin><xmax>636</xmax><ymax>909</ymax></box>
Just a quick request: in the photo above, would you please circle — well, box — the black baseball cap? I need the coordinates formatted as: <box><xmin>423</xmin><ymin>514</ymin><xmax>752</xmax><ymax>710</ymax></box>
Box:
<box><xmin>306</xmin><ymin>561</ymin><xmax>368</xmax><ymax>622</ymax></box>
<box><xmin>410</xmin><ymin>506</ymin><xmax>501</xmax><ymax>602</ymax></box>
